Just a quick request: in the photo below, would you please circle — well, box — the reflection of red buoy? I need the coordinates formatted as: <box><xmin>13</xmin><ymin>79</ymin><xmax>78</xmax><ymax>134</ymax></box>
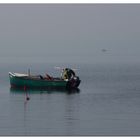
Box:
<box><xmin>24</xmin><ymin>86</ymin><xmax>30</xmax><ymax>101</ymax></box>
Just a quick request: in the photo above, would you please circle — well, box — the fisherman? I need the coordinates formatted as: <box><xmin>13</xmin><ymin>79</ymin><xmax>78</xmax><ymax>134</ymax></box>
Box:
<box><xmin>61</xmin><ymin>68</ymin><xmax>75</xmax><ymax>80</ymax></box>
<box><xmin>61</xmin><ymin>68</ymin><xmax>68</xmax><ymax>80</ymax></box>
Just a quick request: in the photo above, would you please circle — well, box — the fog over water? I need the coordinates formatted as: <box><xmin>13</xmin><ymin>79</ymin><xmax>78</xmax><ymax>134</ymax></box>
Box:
<box><xmin>0</xmin><ymin>4</ymin><xmax>140</xmax><ymax>64</ymax></box>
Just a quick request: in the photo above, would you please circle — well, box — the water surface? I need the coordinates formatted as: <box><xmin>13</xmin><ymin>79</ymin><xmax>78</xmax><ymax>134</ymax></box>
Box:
<box><xmin>0</xmin><ymin>61</ymin><xmax>140</xmax><ymax>135</ymax></box>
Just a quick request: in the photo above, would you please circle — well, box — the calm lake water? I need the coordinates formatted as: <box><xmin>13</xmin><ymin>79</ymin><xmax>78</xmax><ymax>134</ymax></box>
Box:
<box><xmin>0</xmin><ymin>61</ymin><xmax>140</xmax><ymax>136</ymax></box>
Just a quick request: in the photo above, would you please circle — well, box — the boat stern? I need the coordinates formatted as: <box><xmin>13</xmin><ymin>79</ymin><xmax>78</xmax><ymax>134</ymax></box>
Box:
<box><xmin>66</xmin><ymin>76</ymin><xmax>81</xmax><ymax>89</ymax></box>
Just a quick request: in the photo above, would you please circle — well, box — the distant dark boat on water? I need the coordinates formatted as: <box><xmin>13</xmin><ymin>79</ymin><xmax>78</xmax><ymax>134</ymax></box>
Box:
<box><xmin>9</xmin><ymin>68</ymin><xmax>81</xmax><ymax>90</ymax></box>
<box><xmin>101</xmin><ymin>49</ymin><xmax>107</xmax><ymax>52</ymax></box>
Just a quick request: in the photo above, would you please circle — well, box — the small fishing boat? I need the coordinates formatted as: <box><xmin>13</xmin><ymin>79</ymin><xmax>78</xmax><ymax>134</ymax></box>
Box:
<box><xmin>9</xmin><ymin>68</ymin><xmax>81</xmax><ymax>90</ymax></box>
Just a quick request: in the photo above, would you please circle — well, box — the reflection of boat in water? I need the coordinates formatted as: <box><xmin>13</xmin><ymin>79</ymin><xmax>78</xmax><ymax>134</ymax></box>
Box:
<box><xmin>10</xmin><ymin>87</ymin><xmax>80</xmax><ymax>94</ymax></box>
<box><xmin>9</xmin><ymin>68</ymin><xmax>81</xmax><ymax>90</ymax></box>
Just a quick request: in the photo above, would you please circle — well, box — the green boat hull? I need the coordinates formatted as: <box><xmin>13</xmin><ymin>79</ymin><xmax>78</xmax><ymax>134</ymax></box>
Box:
<box><xmin>9</xmin><ymin>72</ymin><xmax>81</xmax><ymax>89</ymax></box>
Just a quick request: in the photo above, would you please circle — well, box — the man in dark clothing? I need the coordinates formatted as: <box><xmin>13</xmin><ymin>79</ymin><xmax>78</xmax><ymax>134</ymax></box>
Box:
<box><xmin>62</xmin><ymin>68</ymin><xmax>75</xmax><ymax>80</ymax></box>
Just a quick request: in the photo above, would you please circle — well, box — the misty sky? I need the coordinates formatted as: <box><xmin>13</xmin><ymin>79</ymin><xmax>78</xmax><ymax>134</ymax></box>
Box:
<box><xmin>0</xmin><ymin>4</ymin><xmax>140</xmax><ymax>64</ymax></box>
